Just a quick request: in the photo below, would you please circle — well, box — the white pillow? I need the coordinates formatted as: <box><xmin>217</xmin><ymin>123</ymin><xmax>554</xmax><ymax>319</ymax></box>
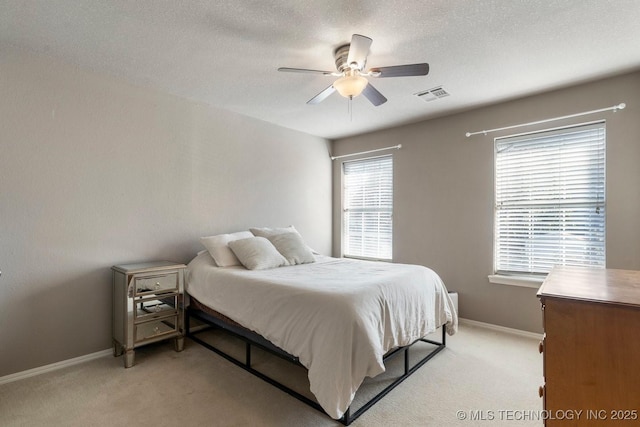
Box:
<box><xmin>266</xmin><ymin>232</ymin><xmax>315</xmax><ymax>266</ymax></box>
<box><xmin>200</xmin><ymin>231</ymin><xmax>253</xmax><ymax>267</ymax></box>
<box><xmin>228</xmin><ymin>237</ymin><xmax>288</xmax><ymax>270</ymax></box>
<box><xmin>250</xmin><ymin>225</ymin><xmax>300</xmax><ymax>239</ymax></box>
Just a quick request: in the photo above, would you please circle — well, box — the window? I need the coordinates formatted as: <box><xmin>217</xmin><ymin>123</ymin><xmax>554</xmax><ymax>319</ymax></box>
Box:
<box><xmin>494</xmin><ymin>122</ymin><xmax>605</xmax><ymax>278</ymax></box>
<box><xmin>343</xmin><ymin>155</ymin><xmax>393</xmax><ymax>260</ymax></box>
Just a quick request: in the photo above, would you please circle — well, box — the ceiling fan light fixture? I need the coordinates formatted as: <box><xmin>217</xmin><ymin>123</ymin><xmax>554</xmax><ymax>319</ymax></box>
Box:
<box><xmin>333</xmin><ymin>74</ymin><xmax>368</xmax><ymax>98</ymax></box>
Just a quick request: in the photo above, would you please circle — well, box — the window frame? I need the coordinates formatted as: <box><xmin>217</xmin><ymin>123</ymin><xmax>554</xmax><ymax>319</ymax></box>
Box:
<box><xmin>341</xmin><ymin>154</ymin><xmax>393</xmax><ymax>261</ymax></box>
<box><xmin>490</xmin><ymin>121</ymin><xmax>606</xmax><ymax>287</ymax></box>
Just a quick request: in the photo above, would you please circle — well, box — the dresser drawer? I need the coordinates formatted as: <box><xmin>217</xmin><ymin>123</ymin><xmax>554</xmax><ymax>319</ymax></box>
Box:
<box><xmin>134</xmin><ymin>295</ymin><xmax>178</xmax><ymax>322</ymax></box>
<box><xmin>133</xmin><ymin>272</ymin><xmax>179</xmax><ymax>296</ymax></box>
<box><xmin>134</xmin><ymin>316</ymin><xmax>178</xmax><ymax>343</ymax></box>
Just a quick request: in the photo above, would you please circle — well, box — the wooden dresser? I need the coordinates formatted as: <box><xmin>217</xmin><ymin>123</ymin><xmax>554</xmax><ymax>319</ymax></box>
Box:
<box><xmin>537</xmin><ymin>266</ymin><xmax>640</xmax><ymax>426</ymax></box>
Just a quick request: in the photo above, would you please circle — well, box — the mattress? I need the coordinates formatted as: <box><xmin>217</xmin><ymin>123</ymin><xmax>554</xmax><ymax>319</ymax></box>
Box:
<box><xmin>186</xmin><ymin>252</ymin><xmax>457</xmax><ymax>419</ymax></box>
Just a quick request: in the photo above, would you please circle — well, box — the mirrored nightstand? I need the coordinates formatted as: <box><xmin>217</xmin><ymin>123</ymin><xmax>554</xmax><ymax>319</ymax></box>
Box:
<box><xmin>112</xmin><ymin>261</ymin><xmax>186</xmax><ymax>368</ymax></box>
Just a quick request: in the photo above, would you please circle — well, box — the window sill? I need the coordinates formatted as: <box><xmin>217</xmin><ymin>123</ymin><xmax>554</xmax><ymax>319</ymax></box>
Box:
<box><xmin>488</xmin><ymin>274</ymin><xmax>545</xmax><ymax>289</ymax></box>
<box><xmin>343</xmin><ymin>255</ymin><xmax>392</xmax><ymax>263</ymax></box>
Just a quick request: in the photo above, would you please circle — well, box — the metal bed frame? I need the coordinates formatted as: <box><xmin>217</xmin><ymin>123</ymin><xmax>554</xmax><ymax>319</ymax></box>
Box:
<box><xmin>185</xmin><ymin>302</ymin><xmax>447</xmax><ymax>425</ymax></box>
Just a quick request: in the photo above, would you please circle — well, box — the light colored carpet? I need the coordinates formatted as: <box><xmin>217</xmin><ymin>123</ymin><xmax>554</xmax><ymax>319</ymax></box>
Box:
<box><xmin>0</xmin><ymin>324</ymin><xmax>543</xmax><ymax>426</ymax></box>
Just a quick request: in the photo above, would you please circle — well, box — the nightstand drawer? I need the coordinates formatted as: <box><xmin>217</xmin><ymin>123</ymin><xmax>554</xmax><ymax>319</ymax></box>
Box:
<box><xmin>135</xmin><ymin>316</ymin><xmax>178</xmax><ymax>343</ymax></box>
<box><xmin>134</xmin><ymin>295</ymin><xmax>178</xmax><ymax>322</ymax></box>
<box><xmin>134</xmin><ymin>272</ymin><xmax>178</xmax><ymax>296</ymax></box>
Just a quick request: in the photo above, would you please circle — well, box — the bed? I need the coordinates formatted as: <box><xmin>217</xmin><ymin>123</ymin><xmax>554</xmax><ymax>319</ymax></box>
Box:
<box><xmin>184</xmin><ymin>229</ymin><xmax>457</xmax><ymax>424</ymax></box>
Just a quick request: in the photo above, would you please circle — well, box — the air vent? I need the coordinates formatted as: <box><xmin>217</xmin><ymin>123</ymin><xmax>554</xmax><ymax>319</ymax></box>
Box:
<box><xmin>415</xmin><ymin>86</ymin><xmax>450</xmax><ymax>102</ymax></box>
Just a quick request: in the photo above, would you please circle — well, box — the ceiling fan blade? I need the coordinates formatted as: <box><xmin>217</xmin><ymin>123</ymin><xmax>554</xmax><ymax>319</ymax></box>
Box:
<box><xmin>346</xmin><ymin>34</ymin><xmax>372</xmax><ymax>70</ymax></box>
<box><xmin>307</xmin><ymin>85</ymin><xmax>336</xmax><ymax>105</ymax></box>
<box><xmin>278</xmin><ymin>67</ymin><xmax>334</xmax><ymax>75</ymax></box>
<box><xmin>369</xmin><ymin>63</ymin><xmax>430</xmax><ymax>78</ymax></box>
<box><xmin>362</xmin><ymin>83</ymin><xmax>387</xmax><ymax>106</ymax></box>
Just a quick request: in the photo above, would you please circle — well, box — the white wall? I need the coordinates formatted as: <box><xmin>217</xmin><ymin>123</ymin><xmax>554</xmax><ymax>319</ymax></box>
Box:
<box><xmin>0</xmin><ymin>48</ymin><xmax>332</xmax><ymax>376</ymax></box>
<box><xmin>332</xmin><ymin>71</ymin><xmax>640</xmax><ymax>333</ymax></box>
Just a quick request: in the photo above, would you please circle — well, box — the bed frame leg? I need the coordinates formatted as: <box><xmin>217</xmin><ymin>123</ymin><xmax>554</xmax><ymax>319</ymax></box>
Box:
<box><xmin>185</xmin><ymin>308</ymin><xmax>191</xmax><ymax>337</ymax></box>
<box><xmin>342</xmin><ymin>407</ymin><xmax>351</xmax><ymax>425</ymax></box>
<box><xmin>404</xmin><ymin>347</ymin><xmax>409</xmax><ymax>375</ymax></box>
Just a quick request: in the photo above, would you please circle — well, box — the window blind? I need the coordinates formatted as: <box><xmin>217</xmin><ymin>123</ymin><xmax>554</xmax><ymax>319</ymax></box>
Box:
<box><xmin>343</xmin><ymin>155</ymin><xmax>393</xmax><ymax>260</ymax></box>
<box><xmin>494</xmin><ymin>122</ymin><xmax>606</xmax><ymax>276</ymax></box>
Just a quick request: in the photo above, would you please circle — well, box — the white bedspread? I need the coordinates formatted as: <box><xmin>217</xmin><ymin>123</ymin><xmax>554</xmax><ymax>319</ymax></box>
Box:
<box><xmin>186</xmin><ymin>252</ymin><xmax>457</xmax><ymax>419</ymax></box>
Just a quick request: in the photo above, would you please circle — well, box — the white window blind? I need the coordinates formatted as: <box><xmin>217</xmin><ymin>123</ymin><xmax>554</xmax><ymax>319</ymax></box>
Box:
<box><xmin>343</xmin><ymin>155</ymin><xmax>393</xmax><ymax>260</ymax></box>
<box><xmin>494</xmin><ymin>122</ymin><xmax>606</xmax><ymax>276</ymax></box>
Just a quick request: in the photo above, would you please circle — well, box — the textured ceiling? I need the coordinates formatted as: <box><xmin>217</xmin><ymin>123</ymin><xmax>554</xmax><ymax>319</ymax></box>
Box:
<box><xmin>2</xmin><ymin>0</ymin><xmax>640</xmax><ymax>139</ymax></box>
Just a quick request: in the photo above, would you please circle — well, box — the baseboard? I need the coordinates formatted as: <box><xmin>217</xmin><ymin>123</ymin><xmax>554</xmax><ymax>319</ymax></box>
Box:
<box><xmin>0</xmin><ymin>348</ymin><xmax>112</xmax><ymax>386</ymax></box>
<box><xmin>459</xmin><ymin>317</ymin><xmax>543</xmax><ymax>340</ymax></box>
<box><xmin>0</xmin><ymin>324</ymin><xmax>210</xmax><ymax>386</ymax></box>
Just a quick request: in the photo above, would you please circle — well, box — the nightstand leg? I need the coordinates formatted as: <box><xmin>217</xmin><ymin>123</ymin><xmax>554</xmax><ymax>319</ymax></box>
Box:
<box><xmin>174</xmin><ymin>336</ymin><xmax>184</xmax><ymax>352</ymax></box>
<box><xmin>113</xmin><ymin>340</ymin><xmax>124</xmax><ymax>357</ymax></box>
<box><xmin>124</xmin><ymin>349</ymin><xmax>135</xmax><ymax>368</ymax></box>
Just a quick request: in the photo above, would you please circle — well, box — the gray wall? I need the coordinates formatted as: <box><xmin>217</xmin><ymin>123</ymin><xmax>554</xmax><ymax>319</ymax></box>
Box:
<box><xmin>332</xmin><ymin>71</ymin><xmax>640</xmax><ymax>333</ymax></box>
<box><xmin>0</xmin><ymin>48</ymin><xmax>332</xmax><ymax>377</ymax></box>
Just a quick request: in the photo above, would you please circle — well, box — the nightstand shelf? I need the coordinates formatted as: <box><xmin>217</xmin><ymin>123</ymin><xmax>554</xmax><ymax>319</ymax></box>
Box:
<box><xmin>112</xmin><ymin>261</ymin><xmax>186</xmax><ymax>368</ymax></box>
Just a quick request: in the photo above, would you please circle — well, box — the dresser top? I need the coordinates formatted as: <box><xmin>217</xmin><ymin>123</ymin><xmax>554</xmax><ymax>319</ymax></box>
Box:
<box><xmin>112</xmin><ymin>261</ymin><xmax>186</xmax><ymax>274</ymax></box>
<box><xmin>538</xmin><ymin>266</ymin><xmax>640</xmax><ymax>307</ymax></box>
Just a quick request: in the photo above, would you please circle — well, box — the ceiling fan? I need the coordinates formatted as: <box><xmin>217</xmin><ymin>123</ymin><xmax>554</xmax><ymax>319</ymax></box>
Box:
<box><xmin>278</xmin><ymin>34</ymin><xmax>429</xmax><ymax>106</ymax></box>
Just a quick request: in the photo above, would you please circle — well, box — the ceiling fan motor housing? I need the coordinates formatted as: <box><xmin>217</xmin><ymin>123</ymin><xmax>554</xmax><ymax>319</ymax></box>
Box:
<box><xmin>334</xmin><ymin>44</ymin><xmax>362</xmax><ymax>73</ymax></box>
